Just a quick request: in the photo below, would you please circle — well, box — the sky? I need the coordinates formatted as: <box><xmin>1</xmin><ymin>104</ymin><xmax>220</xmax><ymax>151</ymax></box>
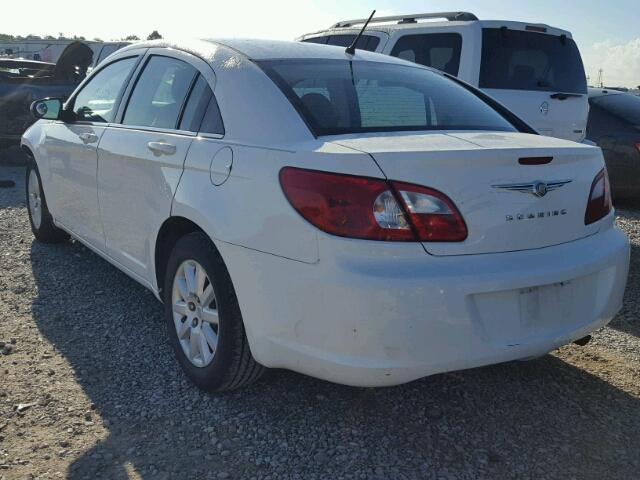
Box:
<box><xmin>4</xmin><ymin>0</ymin><xmax>639</xmax><ymax>87</ymax></box>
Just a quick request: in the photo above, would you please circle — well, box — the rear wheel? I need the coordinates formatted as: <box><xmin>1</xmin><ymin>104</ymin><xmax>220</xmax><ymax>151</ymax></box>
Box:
<box><xmin>25</xmin><ymin>162</ymin><xmax>69</xmax><ymax>243</ymax></box>
<box><xmin>164</xmin><ymin>232</ymin><xmax>264</xmax><ymax>391</ymax></box>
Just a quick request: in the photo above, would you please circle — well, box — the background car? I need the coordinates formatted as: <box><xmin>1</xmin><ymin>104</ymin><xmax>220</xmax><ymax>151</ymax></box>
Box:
<box><xmin>299</xmin><ymin>11</ymin><xmax>589</xmax><ymax>143</ymax></box>
<box><xmin>587</xmin><ymin>88</ymin><xmax>640</xmax><ymax>199</ymax></box>
<box><xmin>0</xmin><ymin>41</ymin><xmax>128</xmax><ymax>152</ymax></box>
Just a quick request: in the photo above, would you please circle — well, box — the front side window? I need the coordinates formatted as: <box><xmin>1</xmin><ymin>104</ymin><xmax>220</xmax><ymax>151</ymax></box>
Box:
<box><xmin>72</xmin><ymin>57</ymin><xmax>137</xmax><ymax>123</ymax></box>
<box><xmin>479</xmin><ymin>28</ymin><xmax>587</xmax><ymax>94</ymax></box>
<box><xmin>390</xmin><ymin>33</ymin><xmax>462</xmax><ymax>76</ymax></box>
<box><xmin>302</xmin><ymin>35</ymin><xmax>380</xmax><ymax>52</ymax></box>
<box><xmin>123</xmin><ymin>56</ymin><xmax>197</xmax><ymax>129</ymax></box>
<box><xmin>259</xmin><ymin>59</ymin><xmax>517</xmax><ymax>136</ymax></box>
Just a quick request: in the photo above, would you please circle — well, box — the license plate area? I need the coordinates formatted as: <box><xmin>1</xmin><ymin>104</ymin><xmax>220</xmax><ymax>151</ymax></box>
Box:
<box><xmin>471</xmin><ymin>276</ymin><xmax>597</xmax><ymax>345</ymax></box>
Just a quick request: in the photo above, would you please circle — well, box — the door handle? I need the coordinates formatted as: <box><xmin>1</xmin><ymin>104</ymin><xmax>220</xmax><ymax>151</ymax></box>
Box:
<box><xmin>147</xmin><ymin>141</ymin><xmax>177</xmax><ymax>156</ymax></box>
<box><xmin>78</xmin><ymin>132</ymin><xmax>99</xmax><ymax>144</ymax></box>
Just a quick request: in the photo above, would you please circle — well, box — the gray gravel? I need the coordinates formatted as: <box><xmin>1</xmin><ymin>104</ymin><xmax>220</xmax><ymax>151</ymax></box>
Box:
<box><xmin>1</xmin><ymin>164</ymin><xmax>639</xmax><ymax>480</ymax></box>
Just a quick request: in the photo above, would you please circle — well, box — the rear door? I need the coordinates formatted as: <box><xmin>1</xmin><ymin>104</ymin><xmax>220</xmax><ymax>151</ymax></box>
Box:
<box><xmin>478</xmin><ymin>27</ymin><xmax>588</xmax><ymax>142</ymax></box>
<box><xmin>97</xmin><ymin>50</ymin><xmax>208</xmax><ymax>280</ymax></box>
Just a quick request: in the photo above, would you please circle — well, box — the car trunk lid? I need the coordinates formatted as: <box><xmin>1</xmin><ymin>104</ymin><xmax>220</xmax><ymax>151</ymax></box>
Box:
<box><xmin>332</xmin><ymin>131</ymin><xmax>604</xmax><ymax>256</ymax></box>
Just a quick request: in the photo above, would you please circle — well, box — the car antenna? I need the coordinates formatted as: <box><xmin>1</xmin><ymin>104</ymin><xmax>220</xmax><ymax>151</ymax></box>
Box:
<box><xmin>345</xmin><ymin>10</ymin><xmax>376</xmax><ymax>56</ymax></box>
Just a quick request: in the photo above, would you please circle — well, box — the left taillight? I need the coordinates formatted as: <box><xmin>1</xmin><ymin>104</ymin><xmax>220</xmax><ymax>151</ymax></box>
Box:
<box><xmin>584</xmin><ymin>168</ymin><xmax>612</xmax><ymax>225</ymax></box>
<box><xmin>279</xmin><ymin>167</ymin><xmax>467</xmax><ymax>242</ymax></box>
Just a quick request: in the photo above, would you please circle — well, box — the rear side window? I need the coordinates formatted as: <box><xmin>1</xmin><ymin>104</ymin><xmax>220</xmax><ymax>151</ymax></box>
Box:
<box><xmin>590</xmin><ymin>94</ymin><xmax>640</xmax><ymax>126</ymax></box>
<box><xmin>72</xmin><ymin>57</ymin><xmax>137</xmax><ymax>123</ymax></box>
<box><xmin>178</xmin><ymin>75</ymin><xmax>225</xmax><ymax>135</ymax></box>
<box><xmin>123</xmin><ymin>56</ymin><xmax>197</xmax><ymax>129</ymax></box>
<box><xmin>302</xmin><ymin>35</ymin><xmax>380</xmax><ymax>52</ymax></box>
<box><xmin>480</xmin><ymin>28</ymin><xmax>587</xmax><ymax>94</ymax></box>
<box><xmin>390</xmin><ymin>33</ymin><xmax>462</xmax><ymax>76</ymax></box>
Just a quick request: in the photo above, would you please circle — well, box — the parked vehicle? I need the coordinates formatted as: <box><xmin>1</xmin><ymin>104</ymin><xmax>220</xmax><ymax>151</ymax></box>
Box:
<box><xmin>587</xmin><ymin>88</ymin><xmax>640</xmax><ymax>199</ymax></box>
<box><xmin>299</xmin><ymin>11</ymin><xmax>589</xmax><ymax>143</ymax></box>
<box><xmin>22</xmin><ymin>39</ymin><xmax>629</xmax><ymax>391</ymax></box>
<box><xmin>1</xmin><ymin>41</ymin><xmax>127</xmax><ymax>149</ymax></box>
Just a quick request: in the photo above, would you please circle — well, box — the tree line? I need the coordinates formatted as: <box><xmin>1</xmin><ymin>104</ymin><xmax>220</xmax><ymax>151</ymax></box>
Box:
<box><xmin>0</xmin><ymin>31</ymin><xmax>163</xmax><ymax>42</ymax></box>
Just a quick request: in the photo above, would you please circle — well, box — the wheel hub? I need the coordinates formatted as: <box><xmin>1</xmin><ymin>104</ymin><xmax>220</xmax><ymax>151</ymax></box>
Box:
<box><xmin>171</xmin><ymin>260</ymin><xmax>220</xmax><ymax>368</ymax></box>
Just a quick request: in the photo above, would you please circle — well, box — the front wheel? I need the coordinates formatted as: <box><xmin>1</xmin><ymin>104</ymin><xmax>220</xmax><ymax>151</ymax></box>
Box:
<box><xmin>164</xmin><ymin>232</ymin><xmax>264</xmax><ymax>392</ymax></box>
<box><xmin>25</xmin><ymin>162</ymin><xmax>69</xmax><ymax>243</ymax></box>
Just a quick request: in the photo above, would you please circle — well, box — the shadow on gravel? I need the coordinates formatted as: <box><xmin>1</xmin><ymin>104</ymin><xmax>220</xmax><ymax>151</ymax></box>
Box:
<box><xmin>0</xmin><ymin>166</ymin><xmax>25</xmax><ymax>209</ymax></box>
<box><xmin>609</xmin><ymin>242</ymin><xmax>640</xmax><ymax>338</ymax></box>
<box><xmin>28</xmin><ymin>239</ymin><xmax>640</xmax><ymax>480</ymax></box>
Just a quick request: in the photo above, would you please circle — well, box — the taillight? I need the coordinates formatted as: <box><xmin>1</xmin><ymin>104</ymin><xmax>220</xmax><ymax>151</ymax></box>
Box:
<box><xmin>393</xmin><ymin>182</ymin><xmax>468</xmax><ymax>242</ymax></box>
<box><xmin>584</xmin><ymin>168</ymin><xmax>612</xmax><ymax>225</ymax></box>
<box><xmin>279</xmin><ymin>167</ymin><xmax>467</xmax><ymax>242</ymax></box>
<box><xmin>635</xmin><ymin>143</ymin><xmax>640</xmax><ymax>154</ymax></box>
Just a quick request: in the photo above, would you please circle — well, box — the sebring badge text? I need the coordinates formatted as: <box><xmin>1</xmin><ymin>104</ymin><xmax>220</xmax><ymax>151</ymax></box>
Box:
<box><xmin>506</xmin><ymin>209</ymin><xmax>568</xmax><ymax>222</ymax></box>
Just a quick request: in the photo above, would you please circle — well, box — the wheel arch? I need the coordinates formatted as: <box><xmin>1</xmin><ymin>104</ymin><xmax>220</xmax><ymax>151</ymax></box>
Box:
<box><xmin>154</xmin><ymin>216</ymin><xmax>207</xmax><ymax>298</ymax></box>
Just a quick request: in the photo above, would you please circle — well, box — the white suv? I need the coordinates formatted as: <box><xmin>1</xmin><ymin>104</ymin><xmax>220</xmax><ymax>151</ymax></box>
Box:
<box><xmin>22</xmin><ymin>39</ymin><xmax>628</xmax><ymax>391</ymax></box>
<box><xmin>300</xmin><ymin>11</ymin><xmax>589</xmax><ymax>142</ymax></box>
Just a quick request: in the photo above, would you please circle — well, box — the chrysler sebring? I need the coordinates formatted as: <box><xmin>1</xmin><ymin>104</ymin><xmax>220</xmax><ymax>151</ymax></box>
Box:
<box><xmin>22</xmin><ymin>39</ymin><xmax>629</xmax><ymax>391</ymax></box>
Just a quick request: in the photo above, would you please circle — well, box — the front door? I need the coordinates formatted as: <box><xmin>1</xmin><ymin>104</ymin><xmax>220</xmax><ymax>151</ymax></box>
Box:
<box><xmin>44</xmin><ymin>56</ymin><xmax>139</xmax><ymax>247</ymax></box>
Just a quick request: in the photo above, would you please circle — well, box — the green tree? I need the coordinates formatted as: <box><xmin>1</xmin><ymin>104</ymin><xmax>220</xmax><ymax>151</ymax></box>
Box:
<box><xmin>124</xmin><ymin>34</ymin><xmax>140</xmax><ymax>41</ymax></box>
<box><xmin>147</xmin><ymin>30</ymin><xmax>162</xmax><ymax>40</ymax></box>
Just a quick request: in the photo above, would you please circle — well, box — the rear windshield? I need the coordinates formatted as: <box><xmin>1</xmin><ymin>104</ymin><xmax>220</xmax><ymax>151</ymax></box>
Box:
<box><xmin>480</xmin><ymin>28</ymin><xmax>587</xmax><ymax>94</ymax></box>
<box><xmin>590</xmin><ymin>94</ymin><xmax>640</xmax><ymax>126</ymax></box>
<box><xmin>302</xmin><ymin>35</ymin><xmax>380</xmax><ymax>52</ymax></box>
<box><xmin>259</xmin><ymin>59</ymin><xmax>518</xmax><ymax>136</ymax></box>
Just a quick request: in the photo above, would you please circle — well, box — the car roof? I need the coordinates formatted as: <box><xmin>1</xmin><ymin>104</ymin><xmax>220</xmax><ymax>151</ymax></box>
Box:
<box><xmin>588</xmin><ymin>87</ymin><xmax>629</xmax><ymax>99</ymax></box>
<box><xmin>301</xmin><ymin>19</ymin><xmax>571</xmax><ymax>40</ymax></box>
<box><xmin>117</xmin><ymin>38</ymin><xmax>414</xmax><ymax>66</ymax></box>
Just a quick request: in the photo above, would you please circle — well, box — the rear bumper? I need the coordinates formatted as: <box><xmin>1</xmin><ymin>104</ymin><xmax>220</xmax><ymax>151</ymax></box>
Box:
<box><xmin>219</xmin><ymin>226</ymin><xmax>629</xmax><ymax>387</ymax></box>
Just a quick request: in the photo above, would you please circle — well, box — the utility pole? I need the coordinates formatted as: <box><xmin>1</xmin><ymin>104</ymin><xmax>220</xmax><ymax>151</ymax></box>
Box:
<box><xmin>596</xmin><ymin>69</ymin><xmax>604</xmax><ymax>88</ymax></box>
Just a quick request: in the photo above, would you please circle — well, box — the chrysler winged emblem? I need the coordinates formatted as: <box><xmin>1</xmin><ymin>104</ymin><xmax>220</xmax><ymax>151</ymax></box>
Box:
<box><xmin>492</xmin><ymin>180</ymin><xmax>572</xmax><ymax>198</ymax></box>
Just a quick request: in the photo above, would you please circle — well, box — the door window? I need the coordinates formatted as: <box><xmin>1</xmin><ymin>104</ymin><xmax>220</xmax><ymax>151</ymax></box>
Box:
<box><xmin>390</xmin><ymin>33</ymin><xmax>462</xmax><ymax>76</ymax></box>
<box><xmin>72</xmin><ymin>57</ymin><xmax>137</xmax><ymax>123</ymax></box>
<box><xmin>123</xmin><ymin>56</ymin><xmax>198</xmax><ymax>129</ymax></box>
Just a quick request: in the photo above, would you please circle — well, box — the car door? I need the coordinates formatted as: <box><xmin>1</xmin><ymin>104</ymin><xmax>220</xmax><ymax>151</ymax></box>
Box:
<box><xmin>43</xmin><ymin>56</ymin><xmax>139</xmax><ymax>247</ymax></box>
<box><xmin>97</xmin><ymin>50</ymin><xmax>210</xmax><ymax>281</ymax></box>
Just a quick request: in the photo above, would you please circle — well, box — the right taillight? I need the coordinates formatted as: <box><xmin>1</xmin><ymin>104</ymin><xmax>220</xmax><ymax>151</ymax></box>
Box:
<box><xmin>635</xmin><ymin>143</ymin><xmax>640</xmax><ymax>154</ymax></box>
<box><xmin>279</xmin><ymin>167</ymin><xmax>467</xmax><ymax>242</ymax></box>
<box><xmin>584</xmin><ymin>168</ymin><xmax>612</xmax><ymax>225</ymax></box>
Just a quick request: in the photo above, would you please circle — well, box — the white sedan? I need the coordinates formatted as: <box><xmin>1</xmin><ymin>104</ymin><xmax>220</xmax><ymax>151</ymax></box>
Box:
<box><xmin>22</xmin><ymin>39</ymin><xmax>629</xmax><ymax>391</ymax></box>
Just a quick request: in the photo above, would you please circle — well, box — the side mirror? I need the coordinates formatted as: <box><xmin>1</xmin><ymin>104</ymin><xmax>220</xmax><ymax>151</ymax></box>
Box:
<box><xmin>30</xmin><ymin>98</ymin><xmax>63</xmax><ymax>120</ymax></box>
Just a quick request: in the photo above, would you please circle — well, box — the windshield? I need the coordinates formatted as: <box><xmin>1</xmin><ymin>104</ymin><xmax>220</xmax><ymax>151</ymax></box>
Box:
<box><xmin>480</xmin><ymin>28</ymin><xmax>587</xmax><ymax>94</ymax></box>
<box><xmin>590</xmin><ymin>94</ymin><xmax>640</xmax><ymax>126</ymax></box>
<box><xmin>259</xmin><ymin>59</ymin><xmax>518</xmax><ymax>136</ymax></box>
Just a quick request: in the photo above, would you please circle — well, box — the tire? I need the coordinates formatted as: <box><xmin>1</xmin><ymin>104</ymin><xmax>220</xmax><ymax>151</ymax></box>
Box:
<box><xmin>164</xmin><ymin>232</ymin><xmax>264</xmax><ymax>392</ymax></box>
<box><xmin>25</xmin><ymin>161</ymin><xmax>69</xmax><ymax>243</ymax></box>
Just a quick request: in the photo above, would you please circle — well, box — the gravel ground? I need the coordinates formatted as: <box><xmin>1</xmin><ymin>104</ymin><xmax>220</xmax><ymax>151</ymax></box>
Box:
<box><xmin>1</xmin><ymin>164</ymin><xmax>639</xmax><ymax>480</ymax></box>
